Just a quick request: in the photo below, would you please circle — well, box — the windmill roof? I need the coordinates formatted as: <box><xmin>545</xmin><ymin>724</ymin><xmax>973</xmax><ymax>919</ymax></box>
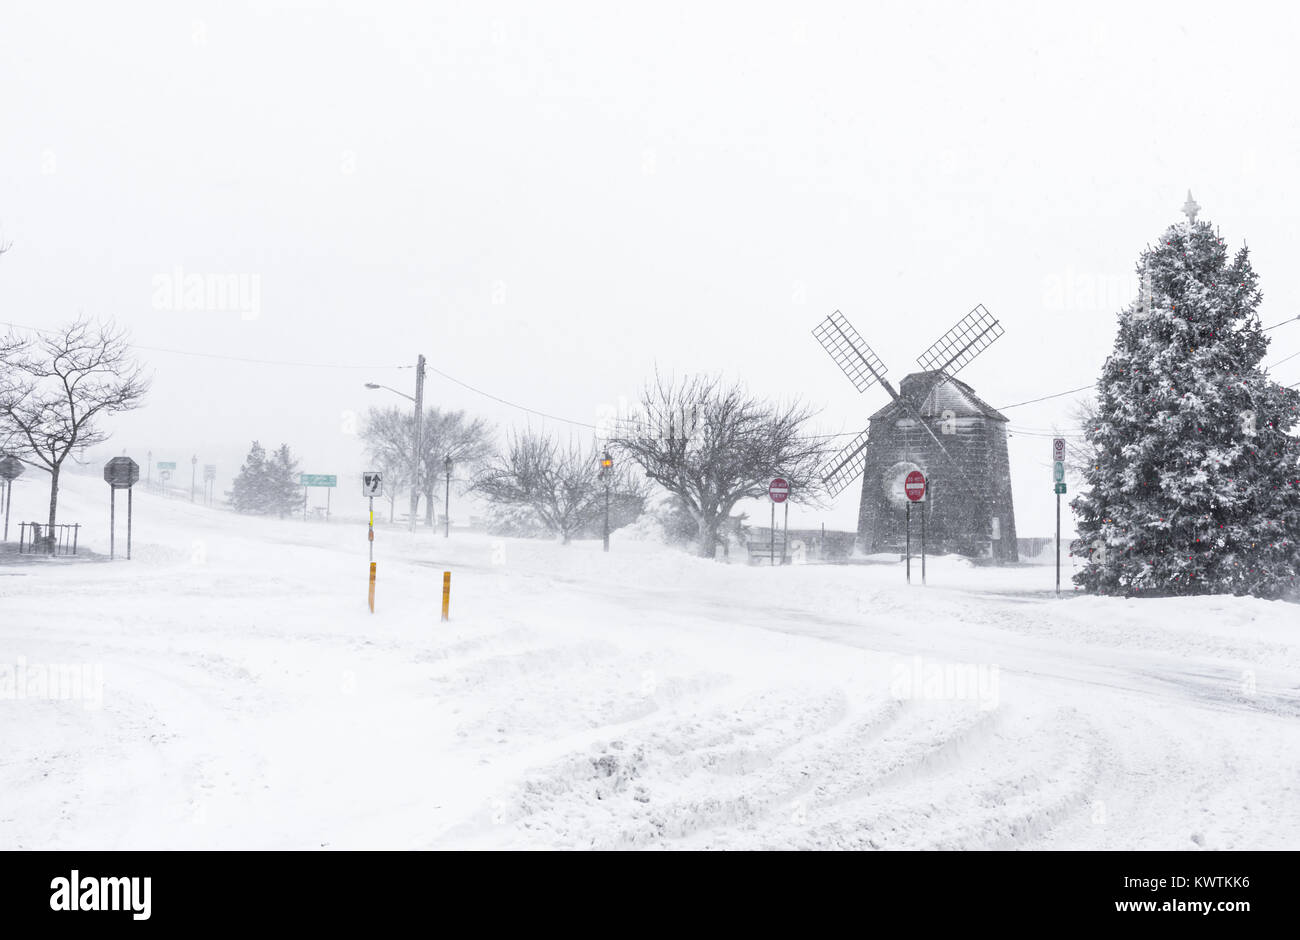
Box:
<box><xmin>868</xmin><ymin>371</ymin><xmax>1009</xmax><ymax>423</ymax></box>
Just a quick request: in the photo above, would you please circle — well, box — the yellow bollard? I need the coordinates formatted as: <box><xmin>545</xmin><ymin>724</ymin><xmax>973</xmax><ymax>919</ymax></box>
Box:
<box><xmin>441</xmin><ymin>570</ymin><xmax>451</xmax><ymax>622</ymax></box>
<box><xmin>368</xmin><ymin>562</ymin><xmax>376</xmax><ymax>613</ymax></box>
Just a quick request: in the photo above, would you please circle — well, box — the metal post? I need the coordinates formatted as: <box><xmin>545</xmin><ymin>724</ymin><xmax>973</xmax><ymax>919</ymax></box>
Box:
<box><xmin>127</xmin><ymin>488</ymin><xmax>133</xmax><ymax>560</ymax></box>
<box><xmin>1055</xmin><ymin>490</ymin><xmax>1061</xmax><ymax>596</ymax></box>
<box><xmin>368</xmin><ymin>495</ymin><xmax>376</xmax><ymax>613</ymax></box>
<box><xmin>326</xmin><ymin>487</ymin><xmax>331</xmax><ymax>523</ymax></box>
<box><xmin>410</xmin><ymin>354</ymin><xmax>426</xmax><ymax>533</ymax></box>
<box><xmin>782</xmin><ymin>499</ymin><xmax>789</xmax><ymax>565</ymax></box>
<box><xmin>921</xmin><ymin>493</ymin><xmax>926</xmax><ymax>585</ymax></box>
<box><xmin>110</xmin><ymin>486</ymin><xmax>116</xmax><ymax>560</ymax></box>
<box><xmin>906</xmin><ymin>501</ymin><xmax>911</xmax><ymax>584</ymax></box>
<box><xmin>3</xmin><ymin>480</ymin><xmax>9</xmax><ymax>541</ymax></box>
<box><xmin>147</xmin><ymin>451</ymin><xmax>152</xmax><ymax>486</ymax></box>
<box><xmin>770</xmin><ymin>501</ymin><xmax>776</xmax><ymax>566</ymax></box>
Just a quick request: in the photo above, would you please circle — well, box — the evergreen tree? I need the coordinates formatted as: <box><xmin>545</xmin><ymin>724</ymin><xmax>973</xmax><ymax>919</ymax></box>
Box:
<box><xmin>230</xmin><ymin>440</ymin><xmax>304</xmax><ymax>516</ymax></box>
<box><xmin>1072</xmin><ymin>205</ymin><xmax>1300</xmax><ymax>598</ymax></box>
<box><xmin>230</xmin><ymin>440</ymin><xmax>269</xmax><ymax>514</ymax></box>
<box><xmin>268</xmin><ymin>444</ymin><xmax>302</xmax><ymax>518</ymax></box>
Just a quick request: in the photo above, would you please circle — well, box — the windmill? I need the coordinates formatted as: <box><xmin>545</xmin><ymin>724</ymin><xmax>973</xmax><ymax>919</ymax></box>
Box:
<box><xmin>811</xmin><ymin>305</ymin><xmax>1019</xmax><ymax>562</ymax></box>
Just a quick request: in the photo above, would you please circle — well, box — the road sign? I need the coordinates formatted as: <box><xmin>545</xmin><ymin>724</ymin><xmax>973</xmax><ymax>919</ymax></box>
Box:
<box><xmin>203</xmin><ymin>464</ymin><xmax>216</xmax><ymax>481</ymax></box>
<box><xmin>362</xmin><ymin>471</ymin><xmax>383</xmax><ymax>497</ymax></box>
<box><xmin>1055</xmin><ymin>482</ymin><xmax>1067</xmax><ymax>494</ymax></box>
<box><xmin>0</xmin><ymin>456</ymin><xmax>24</xmax><ymax>481</ymax></box>
<box><xmin>300</xmin><ymin>474</ymin><xmax>337</xmax><ymax>487</ymax></box>
<box><xmin>768</xmin><ymin>478</ymin><xmax>790</xmax><ymax>503</ymax></box>
<box><xmin>904</xmin><ymin>470</ymin><xmax>927</xmax><ymax>502</ymax></box>
<box><xmin>157</xmin><ymin>461</ymin><xmax>177</xmax><ymax>471</ymax></box>
<box><xmin>1052</xmin><ymin>438</ymin><xmax>1066</xmax><ymax>462</ymax></box>
<box><xmin>103</xmin><ymin>457</ymin><xmax>140</xmax><ymax>489</ymax></box>
<box><xmin>1053</xmin><ymin>460</ymin><xmax>1065</xmax><ymax>483</ymax></box>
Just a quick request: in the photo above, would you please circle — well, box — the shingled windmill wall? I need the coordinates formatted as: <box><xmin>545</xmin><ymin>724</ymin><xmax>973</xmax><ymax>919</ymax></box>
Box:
<box><xmin>856</xmin><ymin>372</ymin><xmax>1018</xmax><ymax>562</ymax></box>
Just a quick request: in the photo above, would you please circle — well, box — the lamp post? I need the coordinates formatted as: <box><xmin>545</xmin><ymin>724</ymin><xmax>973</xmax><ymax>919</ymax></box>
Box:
<box><xmin>365</xmin><ymin>352</ymin><xmax>425</xmax><ymax>534</ymax></box>
<box><xmin>600</xmin><ymin>450</ymin><xmax>613</xmax><ymax>552</ymax></box>
<box><xmin>443</xmin><ymin>454</ymin><xmax>452</xmax><ymax>538</ymax></box>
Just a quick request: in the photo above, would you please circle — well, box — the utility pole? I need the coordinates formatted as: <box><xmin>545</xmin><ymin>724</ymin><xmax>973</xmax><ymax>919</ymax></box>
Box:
<box><xmin>443</xmin><ymin>454</ymin><xmax>452</xmax><ymax>538</ymax></box>
<box><xmin>410</xmin><ymin>354</ymin><xmax>426</xmax><ymax>534</ymax></box>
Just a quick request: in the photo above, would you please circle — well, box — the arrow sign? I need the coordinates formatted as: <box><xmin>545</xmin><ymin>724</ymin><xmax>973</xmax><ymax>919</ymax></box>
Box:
<box><xmin>361</xmin><ymin>471</ymin><xmax>383</xmax><ymax>497</ymax></box>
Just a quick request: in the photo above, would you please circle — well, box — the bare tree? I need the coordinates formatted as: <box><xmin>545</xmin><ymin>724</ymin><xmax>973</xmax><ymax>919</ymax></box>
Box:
<box><xmin>0</xmin><ymin>318</ymin><xmax>149</xmax><ymax>539</ymax></box>
<box><xmin>613</xmin><ymin>372</ymin><xmax>830</xmax><ymax>558</ymax></box>
<box><xmin>0</xmin><ymin>329</ymin><xmax>27</xmax><ymax>455</ymax></box>
<box><xmin>361</xmin><ymin>406</ymin><xmax>414</xmax><ymax>523</ymax></box>
<box><xmin>418</xmin><ymin>408</ymin><xmax>495</xmax><ymax>526</ymax></box>
<box><xmin>472</xmin><ymin>430</ymin><xmax>644</xmax><ymax>543</ymax></box>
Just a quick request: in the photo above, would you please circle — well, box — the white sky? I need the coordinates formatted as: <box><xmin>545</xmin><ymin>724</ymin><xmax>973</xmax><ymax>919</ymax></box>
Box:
<box><xmin>3</xmin><ymin>1</ymin><xmax>1300</xmax><ymax>536</ymax></box>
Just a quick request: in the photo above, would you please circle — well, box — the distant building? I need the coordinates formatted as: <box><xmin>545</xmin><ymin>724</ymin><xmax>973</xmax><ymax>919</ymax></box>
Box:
<box><xmin>857</xmin><ymin>371</ymin><xmax>1018</xmax><ymax>562</ymax></box>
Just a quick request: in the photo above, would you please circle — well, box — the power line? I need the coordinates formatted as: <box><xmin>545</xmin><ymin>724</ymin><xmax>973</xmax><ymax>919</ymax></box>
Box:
<box><xmin>1263</xmin><ymin>314</ymin><xmax>1300</xmax><ymax>331</ymax></box>
<box><xmin>998</xmin><ymin>384</ymin><xmax>1095</xmax><ymax>411</ymax></box>
<box><xmin>422</xmin><ymin>362</ymin><xmax>598</xmax><ymax>429</ymax></box>
<box><xmin>0</xmin><ymin>320</ymin><xmax>406</xmax><ymax>371</ymax></box>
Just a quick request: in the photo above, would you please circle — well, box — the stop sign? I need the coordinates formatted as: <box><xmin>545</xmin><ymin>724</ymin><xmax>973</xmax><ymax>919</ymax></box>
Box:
<box><xmin>103</xmin><ymin>456</ymin><xmax>140</xmax><ymax>489</ymax></box>
<box><xmin>904</xmin><ymin>470</ymin><xmax>927</xmax><ymax>502</ymax></box>
<box><xmin>768</xmin><ymin>477</ymin><xmax>790</xmax><ymax>503</ymax></box>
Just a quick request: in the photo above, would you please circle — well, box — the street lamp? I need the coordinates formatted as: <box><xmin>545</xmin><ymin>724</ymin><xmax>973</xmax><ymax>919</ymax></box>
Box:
<box><xmin>364</xmin><ymin>354</ymin><xmax>425</xmax><ymax>534</ymax></box>
<box><xmin>600</xmin><ymin>450</ymin><xmax>613</xmax><ymax>552</ymax></box>
<box><xmin>443</xmin><ymin>454</ymin><xmax>452</xmax><ymax>538</ymax></box>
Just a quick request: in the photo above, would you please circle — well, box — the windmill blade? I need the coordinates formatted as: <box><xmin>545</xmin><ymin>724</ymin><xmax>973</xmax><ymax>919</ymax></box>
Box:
<box><xmin>915</xmin><ymin>304</ymin><xmax>1004</xmax><ymax>376</ymax></box>
<box><xmin>812</xmin><ymin>311</ymin><xmax>889</xmax><ymax>394</ymax></box>
<box><xmin>820</xmin><ymin>428</ymin><xmax>872</xmax><ymax>497</ymax></box>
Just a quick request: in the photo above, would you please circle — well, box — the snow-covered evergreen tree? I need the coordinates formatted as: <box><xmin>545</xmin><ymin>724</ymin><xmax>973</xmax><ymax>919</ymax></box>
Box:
<box><xmin>230</xmin><ymin>440</ymin><xmax>269</xmax><ymax>514</ymax></box>
<box><xmin>230</xmin><ymin>440</ymin><xmax>303</xmax><ymax>516</ymax></box>
<box><xmin>269</xmin><ymin>444</ymin><xmax>302</xmax><ymax>518</ymax></box>
<box><xmin>1072</xmin><ymin>202</ymin><xmax>1300</xmax><ymax>597</ymax></box>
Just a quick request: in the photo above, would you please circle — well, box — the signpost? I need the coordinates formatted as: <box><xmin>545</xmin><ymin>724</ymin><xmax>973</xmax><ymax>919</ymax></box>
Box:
<box><xmin>103</xmin><ymin>457</ymin><xmax>140</xmax><ymax>560</ymax></box>
<box><xmin>300</xmin><ymin>473</ymin><xmax>338</xmax><ymax>522</ymax></box>
<box><xmin>157</xmin><ymin>460</ymin><xmax>175</xmax><ymax>492</ymax></box>
<box><xmin>362</xmin><ymin>472</ymin><xmax>383</xmax><ymax>612</ymax></box>
<box><xmin>1053</xmin><ymin>439</ymin><xmax>1066</xmax><ymax>595</ymax></box>
<box><xmin>904</xmin><ymin>470</ymin><xmax>927</xmax><ymax>584</ymax></box>
<box><xmin>768</xmin><ymin>477</ymin><xmax>789</xmax><ymax>566</ymax></box>
<box><xmin>0</xmin><ymin>456</ymin><xmax>23</xmax><ymax>542</ymax></box>
<box><xmin>203</xmin><ymin>464</ymin><xmax>216</xmax><ymax>506</ymax></box>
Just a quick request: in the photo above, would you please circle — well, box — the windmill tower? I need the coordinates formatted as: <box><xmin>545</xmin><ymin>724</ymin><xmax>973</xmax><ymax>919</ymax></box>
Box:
<box><xmin>811</xmin><ymin>305</ymin><xmax>1019</xmax><ymax>562</ymax></box>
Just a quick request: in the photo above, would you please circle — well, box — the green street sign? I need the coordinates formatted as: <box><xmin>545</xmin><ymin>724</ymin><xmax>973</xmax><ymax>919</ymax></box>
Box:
<box><xmin>157</xmin><ymin>461</ymin><xmax>177</xmax><ymax>471</ymax></box>
<box><xmin>300</xmin><ymin>474</ymin><xmax>337</xmax><ymax>487</ymax></box>
<box><xmin>1054</xmin><ymin>482</ymin><xmax>1067</xmax><ymax>494</ymax></box>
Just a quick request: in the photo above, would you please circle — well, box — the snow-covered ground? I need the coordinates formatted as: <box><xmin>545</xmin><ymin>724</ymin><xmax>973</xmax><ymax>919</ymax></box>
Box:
<box><xmin>2</xmin><ymin>469</ymin><xmax>1298</xmax><ymax>850</ymax></box>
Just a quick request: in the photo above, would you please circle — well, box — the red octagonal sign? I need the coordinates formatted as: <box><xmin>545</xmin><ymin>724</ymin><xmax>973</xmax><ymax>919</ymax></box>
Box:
<box><xmin>904</xmin><ymin>470</ymin><xmax>927</xmax><ymax>502</ymax></box>
<box><xmin>768</xmin><ymin>477</ymin><xmax>789</xmax><ymax>503</ymax></box>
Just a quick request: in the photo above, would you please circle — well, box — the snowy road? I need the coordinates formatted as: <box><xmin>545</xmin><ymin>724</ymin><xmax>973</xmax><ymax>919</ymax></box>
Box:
<box><xmin>3</xmin><ymin>471</ymin><xmax>1298</xmax><ymax>850</ymax></box>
